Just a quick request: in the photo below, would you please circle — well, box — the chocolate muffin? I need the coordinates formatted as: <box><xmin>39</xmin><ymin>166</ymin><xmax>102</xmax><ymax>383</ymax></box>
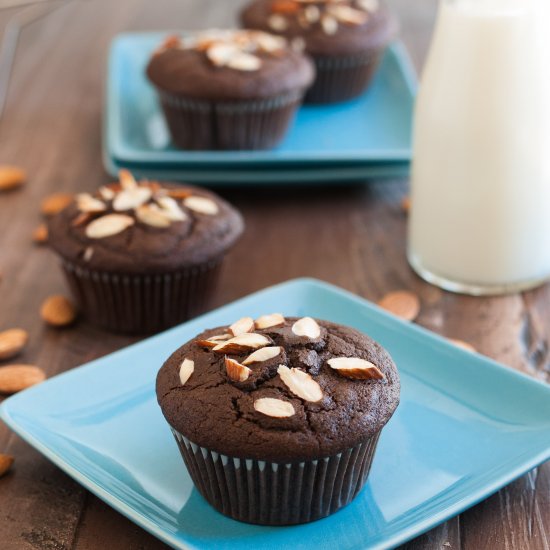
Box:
<box><xmin>146</xmin><ymin>29</ymin><xmax>315</xmax><ymax>150</ymax></box>
<box><xmin>157</xmin><ymin>314</ymin><xmax>400</xmax><ymax>525</ymax></box>
<box><xmin>47</xmin><ymin>170</ymin><xmax>244</xmax><ymax>334</ymax></box>
<box><xmin>241</xmin><ymin>0</ymin><xmax>398</xmax><ymax>103</ymax></box>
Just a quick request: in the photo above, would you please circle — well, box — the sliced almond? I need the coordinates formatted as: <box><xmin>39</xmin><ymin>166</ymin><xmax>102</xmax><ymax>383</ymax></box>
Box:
<box><xmin>83</xmin><ymin>246</ymin><xmax>94</xmax><ymax>262</ymax></box>
<box><xmin>271</xmin><ymin>0</ymin><xmax>300</xmax><ymax>14</ymax></box>
<box><xmin>184</xmin><ymin>196</ymin><xmax>219</xmax><ymax>215</ymax></box>
<box><xmin>449</xmin><ymin>339</ymin><xmax>476</xmax><ymax>353</ymax></box>
<box><xmin>196</xmin><ymin>334</ymin><xmax>232</xmax><ymax>348</ymax></box>
<box><xmin>291</xmin><ymin>317</ymin><xmax>321</xmax><ymax>339</ymax></box>
<box><xmin>213</xmin><ymin>333</ymin><xmax>270</xmax><ymax>354</ymax></box>
<box><xmin>85</xmin><ymin>214</ymin><xmax>134</xmax><ymax>239</ymax></box>
<box><xmin>155</xmin><ymin>196</ymin><xmax>187</xmax><ymax>221</ymax></box>
<box><xmin>0</xmin><ymin>365</ymin><xmax>46</xmax><ymax>394</ymax></box>
<box><xmin>229</xmin><ymin>317</ymin><xmax>255</xmax><ymax>337</ymax></box>
<box><xmin>166</xmin><ymin>188</ymin><xmax>193</xmax><ymax>199</ymax></box>
<box><xmin>268</xmin><ymin>14</ymin><xmax>288</xmax><ymax>31</ymax></box>
<box><xmin>242</xmin><ymin>346</ymin><xmax>281</xmax><ymax>365</ymax></box>
<box><xmin>40</xmin><ymin>295</ymin><xmax>77</xmax><ymax>327</ymax></box>
<box><xmin>113</xmin><ymin>186</ymin><xmax>152</xmax><ymax>211</ymax></box>
<box><xmin>99</xmin><ymin>186</ymin><xmax>116</xmax><ymax>201</ymax></box>
<box><xmin>378</xmin><ymin>290</ymin><xmax>420</xmax><ymax>322</ymax></box>
<box><xmin>119</xmin><ymin>169</ymin><xmax>137</xmax><ymax>190</ymax></box>
<box><xmin>255</xmin><ymin>33</ymin><xmax>286</xmax><ymax>54</ymax></box>
<box><xmin>179</xmin><ymin>358</ymin><xmax>194</xmax><ymax>385</ymax></box>
<box><xmin>0</xmin><ymin>329</ymin><xmax>29</xmax><ymax>360</ymax></box>
<box><xmin>0</xmin><ymin>166</ymin><xmax>26</xmax><ymax>191</ymax></box>
<box><xmin>40</xmin><ymin>193</ymin><xmax>73</xmax><ymax>216</ymax></box>
<box><xmin>228</xmin><ymin>52</ymin><xmax>262</xmax><ymax>71</ymax></box>
<box><xmin>136</xmin><ymin>204</ymin><xmax>171</xmax><ymax>228</ymax></box>
<box><xmin>327</xmin><ymin>357</ymin><xmax>385</xmax><ymax>380</ymax></box>
<box><xmin>321</xmin><ymin>14</ymin><xmax>339</xmax><ymax>35</ymax></box>
<box><xmin>32</xmin><ymin>223</ymin><xmax>48</xmax><ymax>244</ymax></box>
<box><xmin>357</xmin><ymin>0</ymin><xmax>380</xmax><ymax>12</ymax></box>
<box><xmin>207</xmin><ymin>43</ymin><xmax>240</xmax><ymax>66</ymax></box>
<box><xmin>76</xmin><ymin>193</ymin><xmax>106</xmax><ymax>213</ymax></box>
<box><xmin>304</xmin><ymin>5</ymin><xmax>320</xmax><ymax>22</ymax></box>
<box><xmin>254</xmin><ymin>397</ymin><xmax>295</xmax><ymax>418</ymax></box>
<box><xmin>277</xmin><ymin>365</ymin><xmax>323</xmax><ymax>402</ymax></box>
<box><xmin>327</xmin><ymin>4</ymin><xmax>369</xmax><ymax>25</ymax></box>
<box><xmin>225</xmin><ymin>357</ymin><xmax>252</xmax><ymax>382</ymax></box>
<box><xmin>0</xmin><ymin>454</ymin><xmax>14</xmax><ymax>477</ymax></box>
<box><xmin>255</xmin><ymin>313</ymin><xmax>285</xmax><ymax>329</ymax></box>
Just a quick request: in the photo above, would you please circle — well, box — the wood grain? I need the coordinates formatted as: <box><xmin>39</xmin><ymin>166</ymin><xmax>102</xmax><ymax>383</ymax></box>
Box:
<box><xmin>0</xmin><ymin>0</ymin><xmax>548</xmax><ymax>549</ymax></box>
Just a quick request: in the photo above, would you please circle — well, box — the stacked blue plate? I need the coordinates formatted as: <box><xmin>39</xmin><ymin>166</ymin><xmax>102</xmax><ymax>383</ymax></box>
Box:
<box><xmin>104</xmin><ymin>33</ymin><xmax>417</xmax><ymax>185</ymax></box>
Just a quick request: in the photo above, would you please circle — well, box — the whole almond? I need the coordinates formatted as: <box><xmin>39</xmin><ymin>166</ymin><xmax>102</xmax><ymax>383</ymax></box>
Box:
<box><xmin>449</xmin><ymin>339</ymin><xmax>476</xmax><ymax>353</ymax></box>
<box><xmin>0</xmin><ymin>166</ymin><xmax>26</xmax><ymax>191</ymax></box>
<box><xmin>0</xmin><ymin>365</ymin><xmax>45</xmax><ymax>394</ymax></box>
<box><xmin>40</xmin><ymin>295</ymin><xmax>77</xmax><ymax>327</ymax></box>
<box><xmin>0</xmin><ymin>328</ymin><xmax>29</xmax><ymax>360</ymax></box>
<box><xmin>32</xmin><ymin>223</ymin><xmax>48</xmax><ymax>244</ymax></box>
<box><xmin>41</xmin><ymin>192</ymin><xmax>73</xmax><ymax>216</ymax></box>
<box><xmin>377</xmin><ymin>290</ymin><xmax>420</xmax><ymax>322</ymax></box>
<box><xmin>401</xmin><ymin>196</ymin><xmax>411</xmax><ymax>213</ymax></box>
<box><xmin>0</xmin><ymin>454</ymin><xmax>14</xmax><ymax>477</ymax></box>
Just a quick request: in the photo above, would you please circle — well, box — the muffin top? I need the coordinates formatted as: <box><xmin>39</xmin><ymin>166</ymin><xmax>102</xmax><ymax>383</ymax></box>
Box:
<box><xmin>156</xmin><ymin>315</ymin><xmax>400</xmax><ymax>462</ymax></box>
<box><xmin>146</xmin><ymin>29</ymin><xmax>315</xmax><ymax>100</ymax></box>
<box><xmin>241</xmin><ymin>0</ymin><xmax>397</xmax><ymax>57</ymax></box>
<box><xmin>47</xmin><ymin>170</ymin><xmax>244</xmax><ymax>274</ymax></box>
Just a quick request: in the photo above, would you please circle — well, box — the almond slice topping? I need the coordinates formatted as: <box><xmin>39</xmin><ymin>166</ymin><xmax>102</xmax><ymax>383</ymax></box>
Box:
<box><xmin>277</xmin><ymin>365</ymin><xmax>323</xmax><ymax>402</ymax></box>
<box><xmin>242</xmin><ymin>346</ymin><xmax>281</xmax><ymax>365</ymax></box>
<box><xmin>327</xmin><ymin>4</ymin><xmax>369</xmax><ymax>25</ymax></box>
<box><xmin>136</xmin><ymin>204</ymin><xmax>171</xmax><ymax>228</ymax></box>
<box><xmin>268</xmin><ymin>14</ymin><xmax>288</xmax><ymax>31</ymax></box>
<box><xmin>119</xmin><ymin>169</ymin><xmax>138</xmax><ymax>190</ymax></box>
<box><xmin>113</xmin><ymin>186</ymin><xmax>152</xmax><ymax>211</ymax></box>
<box><xmin>227</xmin><ymin>52</ymin><xmax>262</xmax><ymax>71</ymax></box>
<box><xmin>179</xmin><ymin>358</ymin><xmax>194</xmax><ymax>385</ymax></box>
<box><xmin>207</xmin><ymin>43</ymin><xmax>240</xmax><ymax>66</ymax></box>
<box><xmin>255</xmin><ymin>313</ymin><xmax>285</xmax><ymax>329</ymax></box>
<box><xmin>321</xmin><ymin>14</ymin><xmax>338</xmax><ymax>35</ymax></box>
<box><xmin>183</xmin><ymin>196</ymin><xmax>219</xmax><ymax>215</ymax></box>
<box><xmin>155</xmin><ymin>196</ymin><xmax>187</xmax><ymax>221</ymax></box>
<box><xmin>213</xmin><ymin>333</ymin><xmax>270</xmax><ymax>354</ymax></box>
<box><xmin>291</xmin><ymin>317</ymin><xmax>321</xmax><ymax>339</ymax></box>
<box><xmin>76</xmin><ymin>193</ymin><xmax>107</xmax><ymax>213</ymax></box>
<box><xmin>225</xmin><ymin>357</ymin><xmax>252</xmax><ymax>382</ymax></box>
<box><xmin>254</xmin><ymin>397</ymin><xmax>295</xmax><ymax>418</ymax></box>
<box><xmin>357</xmin><ymin>0</ymin><xmax>379</xmax><ymax>12</ymax></box>
<box><xmin>327</xmin><ymin>358</ymin><xmax>385</xmax><ymax>380</ymax></box>
<box><xmin>229</xmin><ymin>317</ymin><xmax>255</xmax><ymax>337</ymax></box>
<box><xmin>196</xmin><ymin>334</ymin><xmax>232</xmax><ymax>348</ymax></box>
<box><xmin>85</xmin><ymin>214</ymin><xmax>135</xmax><ymax>239</ymax></box>
<box><xmin>99</xmin><ymin>186</ymin><xmax>116</xmax><ymax>201</ymax></box>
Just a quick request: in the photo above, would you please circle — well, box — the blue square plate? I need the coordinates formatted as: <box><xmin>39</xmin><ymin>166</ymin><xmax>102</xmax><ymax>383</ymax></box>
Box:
<box><xmin>2</xmin><ymin>279</ymin><xmax>549</xmax><ymax>550</ymax></box>
<box><xmin>105</xmin><ymin>33</ymin><xmax>416</xmax><ymax>176</ymax></box>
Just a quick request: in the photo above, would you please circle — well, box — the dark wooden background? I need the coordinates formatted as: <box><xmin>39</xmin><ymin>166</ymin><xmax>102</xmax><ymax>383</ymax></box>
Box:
<box><xmin>0</xmin><ymin>0</ymin><xmax>548</xmax><ymax>548</ymax></box>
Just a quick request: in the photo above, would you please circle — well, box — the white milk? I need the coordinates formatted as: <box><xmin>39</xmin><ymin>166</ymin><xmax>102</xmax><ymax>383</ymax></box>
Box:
<box><xmin>408</xmin><ymin>0</ymin><xmax>550</xmax><ymax>294</ymax></box>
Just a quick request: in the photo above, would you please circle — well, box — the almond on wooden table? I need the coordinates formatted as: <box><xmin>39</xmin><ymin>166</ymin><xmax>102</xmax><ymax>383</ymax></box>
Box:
<box><xmin>0</xmin><ymin>364</ymin><xmax>45</xmax><ymax>393</ymax></box>
<box><xmin>377</xmin><ymin>290</ymin><xmax>420</xmax><ymax>322</ymax></box>
<box><xmin>32</xmin><ymin>223</ymin><xmax>48</xmax><ymax>244</ymax></box>
<box><xmin>0</xmin><ymin>165</ymin><xmax>26</xmax><ymax>191</ymax></box>
<box><xmin>40</xmin><ymin>295</ymin><xmax>77</xmax><ymax>327</ymax></box>
<box><xmin>449</xmin><ymin>338</ymin><xmax>477</xmax><ymax>353</ymax></box>
<box><xmin>0</xmin><ymin>454</ymin><xmax>14</xmax><ymax>478</ymax></box>
<box><xmin>40</xmin><ymin>192</ymin><xmax>73</xmax><ymax>216</ymax></box>
<box><xmin>0</xmin><ymin>328</ymin><xmax>29</xmax><ymax>360</ymax></box>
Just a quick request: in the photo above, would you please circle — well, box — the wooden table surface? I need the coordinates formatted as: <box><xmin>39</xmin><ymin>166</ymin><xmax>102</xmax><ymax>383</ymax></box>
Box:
<box><xmin>0</xmin><ymin>0</ymin><xmax>548</xmax><ymax>548</ymax></box>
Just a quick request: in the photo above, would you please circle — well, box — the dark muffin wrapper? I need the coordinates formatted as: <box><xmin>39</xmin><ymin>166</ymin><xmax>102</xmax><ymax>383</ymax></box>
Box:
<box><xmin>60</xmin><ymin>258</ymin><xmax>222</xmax><ymax>335</ymax></box>
<box><xmin>305</xmin><ymin>49</ymin><xmax>384</xmax><ymax>104</ymax></box>
<box><xmin>171</xmin><ymin>427</ymin><xmax>381</xmax><ymax>525</ymax></box>
<box><xmin>156</xmin><ymin>89</ymin><xmax>304</xmax><ymax>150</ymax></box>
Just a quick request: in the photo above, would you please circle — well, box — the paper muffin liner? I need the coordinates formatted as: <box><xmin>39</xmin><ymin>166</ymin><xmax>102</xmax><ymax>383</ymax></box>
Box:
<box><xmin>156</xmin><ymin>89</ymin><xmax>304</xmax><ymax>150</ymax></box>
<box><xmin>305</xmin><ymin>49</ymin><xmax>384</xmax><ymax>104</ymax></box>
<box><xmin>171</xmin><ymin>428</ymin><xmax>381</xmax><ymax>525</ymax></box>
<box><xmin>59</xmin><ymin>258</ymin><xmax>222</xmax><ymax>335</ymax></box>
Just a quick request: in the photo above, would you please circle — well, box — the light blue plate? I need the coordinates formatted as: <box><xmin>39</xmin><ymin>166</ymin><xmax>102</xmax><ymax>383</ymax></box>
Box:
<box><xmin>2</xmin><ymin>279</ymin><xmax>549</xmax><ymax>550</ymax></box>
<box><xmin>105</xmin><ymin>33</ymin><xmax>416</xmax><ymax>171</ymax></box>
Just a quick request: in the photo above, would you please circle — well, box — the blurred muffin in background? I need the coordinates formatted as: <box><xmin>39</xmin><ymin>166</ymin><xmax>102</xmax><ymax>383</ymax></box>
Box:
<box><xmin>241</xmin><ymin>0</ymin><xmax>398</xmax><ymax>103</ymax></box>
<box><xmin>146</xmin><ymin>30</ymin><xmax>315</xmax><ymax>150</ymax></box>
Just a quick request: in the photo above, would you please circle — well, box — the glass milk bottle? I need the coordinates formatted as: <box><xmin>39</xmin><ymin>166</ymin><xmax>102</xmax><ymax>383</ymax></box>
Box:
<box><xmin>408</xmin><ymin>0</ymin><xmax>550</xmax><ymax>295</ymax></box>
